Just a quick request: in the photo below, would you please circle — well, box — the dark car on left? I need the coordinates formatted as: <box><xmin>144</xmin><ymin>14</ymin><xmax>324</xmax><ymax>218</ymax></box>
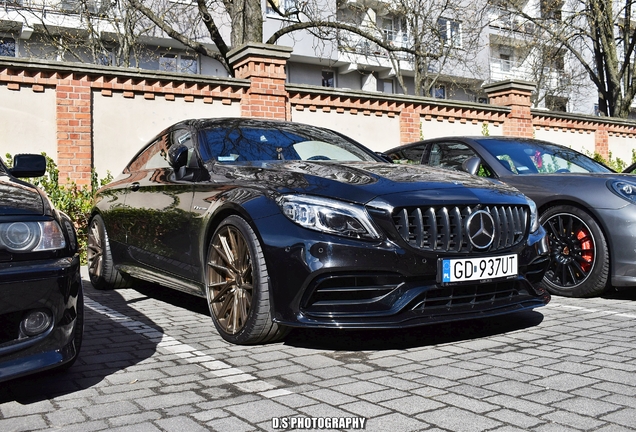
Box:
<box><xmin>0</xmin><ymin>154</ymin><xmax>83</xmax><ymax>382</ymax></box>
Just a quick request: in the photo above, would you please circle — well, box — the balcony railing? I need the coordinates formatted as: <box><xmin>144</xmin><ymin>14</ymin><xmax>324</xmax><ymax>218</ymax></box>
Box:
<box><xmin>490</xmin><ymin>57</ymin><xmax>532</xmax><ymax>81</ymax></box>
<box><xmin>339</xmin><ymin>31</ymin><xmax>412</xmax><ymax>61</ymax></box>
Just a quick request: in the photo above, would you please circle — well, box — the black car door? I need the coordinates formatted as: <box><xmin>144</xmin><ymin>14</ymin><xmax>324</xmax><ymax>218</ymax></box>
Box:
<box><xmin>122</xmin><ymin>128</ymin><xmax>198</xmax><ymax>283</ymax></box>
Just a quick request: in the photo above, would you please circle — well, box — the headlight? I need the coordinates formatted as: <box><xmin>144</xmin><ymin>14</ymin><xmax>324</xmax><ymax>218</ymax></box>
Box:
<box><xmin>278</xmin><ymin>195</ymin><xmax>382</xmax><ymax>240</ymax></box>
<box><xmin>527</xmin><ymin>198</ymin><xmax>540</xmax><ymax>233</ymax></box>
<box><xmin>0</xmin><ymin>221</ymin><xmax>66</xmax><ymax>252</ymax></box>
<box><xmin>608</xmin><ymin>179</ymin><xmax>636</xmax><ymax>204</ymax></box>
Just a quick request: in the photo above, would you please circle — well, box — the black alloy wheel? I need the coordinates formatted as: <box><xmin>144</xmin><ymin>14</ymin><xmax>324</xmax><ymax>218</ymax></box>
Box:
<box><xmin>206</xmin><ymin>215</ymin><xmax>288</xmax><ymax>344</ymax></box>
<box><xmin>540</xmin><ymin>205</ymin><xmax>609</xmax><ymax>297</ymax></box>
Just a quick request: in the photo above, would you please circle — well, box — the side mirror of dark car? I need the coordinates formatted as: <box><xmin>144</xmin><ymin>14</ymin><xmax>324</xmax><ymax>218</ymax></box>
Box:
<box><xmin>376</xmin><ymin>152</ymin><xmax>393</xmax><ymax>162</ymax></box>
<box><xmin>10</xmin><ymin>154</ymin><xmax>46</xmax><ymax>178</ymax></box>
<box><xmin>462</xmin><ymin>156</ymin><xmax>482</xmax><ymax>176</ymax></box>
<box><xmin>168</xmin><ymin>145</ymin><xmax>189</xmax><ymax>170</ymax></box>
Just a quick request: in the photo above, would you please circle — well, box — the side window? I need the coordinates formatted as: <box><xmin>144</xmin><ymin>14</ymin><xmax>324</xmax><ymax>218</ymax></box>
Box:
<box><xmin>389</xmin><ymin>144</ymin><xmax>427</xmax><ymax>164</ymax></box>
<box><xmin>426</xmin><ymin>142</ymin><xmax>494</xmax><ymax>177</ymax></box>
<box><xmin>127</xmin><ymin>136</ymin><xmax>170</xmax><ymax>172</ymax></box>
<box><xmin>427</xmin><ymin>142</ymin><xmax>477</xmax><ymax>170</ymax></box>
<box><xmin>143</xmin><ymin>136</ymin><xmax>171</xmax><ymax>170</ymax></box>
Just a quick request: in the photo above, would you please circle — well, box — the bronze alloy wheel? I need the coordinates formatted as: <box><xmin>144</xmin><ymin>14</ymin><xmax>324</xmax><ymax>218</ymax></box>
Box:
<box><xmin>207</xmin><ymin>224</ymin><xmax>254</xmax><ymax>335</ymax></box>
<box><xmin>540</xmin><ymin>205</ymin><xmax>609</xmax><ymax>297</ymax></box>
<box><xmin>205</xmin><ymin>215</ymin><xmax>288</xmax><ymax>344</ymax></box>
<box><xmin>86</xmin><ymin>215</ymin><xmax>130</xmax><ymax>290</ymax></box>
<box><xmin>87</xmin><ymin>218</ymin><xmax>104</xmax><ymax>281</ymax></box>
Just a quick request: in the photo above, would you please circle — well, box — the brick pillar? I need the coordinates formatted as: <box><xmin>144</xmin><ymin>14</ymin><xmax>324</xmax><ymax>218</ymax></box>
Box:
<box><xmin>595</xmin><ymin>125</ymin><xmax>609</xmax><ymax>159</ymax></box>
<box><xmin>400</xmin><ymin>104</ymin><xmax>421</xmax><ymax>144</ymax></box>
<box><xmin>228</xmin><ymin>43</ymin><xmax>292</xmax><ymax>120</ymax></box>
<box><xmin>483</xmin><ymin>80</ymin><xmax>535</xmax><ymax>138</ymax></box>
<box><xmin>56</xmin><ymin>76</ymin><xmax>92</xmax><ymax>185</ymax></box>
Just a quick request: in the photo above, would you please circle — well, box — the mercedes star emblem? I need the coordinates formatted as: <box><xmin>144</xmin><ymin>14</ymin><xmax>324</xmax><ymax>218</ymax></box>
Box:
<box><xmin>466</xmin><ymin>210</ymin><xmax>495</xmax><ymax>249</ymax></box>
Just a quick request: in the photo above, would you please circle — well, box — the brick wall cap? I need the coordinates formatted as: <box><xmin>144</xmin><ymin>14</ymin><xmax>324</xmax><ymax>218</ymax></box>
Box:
<box><xmin>0</xmin><ymin>57</ymin><xmax>249</xmax><ymax>88</ymax></box>
<box><xmin>532</xmin><ymin>108</ymin><xmax>636</xmax><ymax>128</ymax></box>
<box><xmin>286</xmin><ymin>83</ymin><xmax>511</xmax><ymax>114</ymax></box>
<box><xmin>483</xmin><ymin>79</ymin><xmax>536</xmax><ymax>94</ymax></box>
<box><xmin>228</xmin><ymin>43</ymin><xmax>293</xmax><ymax>66</ymax></box>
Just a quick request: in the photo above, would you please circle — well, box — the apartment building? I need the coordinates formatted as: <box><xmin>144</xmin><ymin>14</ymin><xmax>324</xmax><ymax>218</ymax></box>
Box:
<box><xmin>0</xmin><ymin>0</ymin><xmax>600</xmax><ymax>115</ymax></box>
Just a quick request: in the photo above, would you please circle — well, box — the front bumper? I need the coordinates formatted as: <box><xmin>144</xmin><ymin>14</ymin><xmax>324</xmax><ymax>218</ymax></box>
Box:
<box><xmin>595</xmin><ymin>206</ymin><xmax>636</xmax><ymax>287</ymax></box>
<box><xmin>0</xmin><ymin>256</ymin><xmax>81</xmax><ymax>382</ymax></box>
<box><xmin>255</xmin><ymin>214</ymin><xmax>551</xmax><ymax>329</ymax></box>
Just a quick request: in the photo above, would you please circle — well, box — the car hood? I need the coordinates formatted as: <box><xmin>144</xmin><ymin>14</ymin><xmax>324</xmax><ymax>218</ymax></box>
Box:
<box><xmin>502</xmin><ymin>172</ymin><xmax>636</xmax><ymax>210</ymax></box>
<box><xmin>0</xmin><ymin>174</ymin><xmax>45</xmax><ymax>216</ymax></box>
<box><xmin>211</xmin><ymin>161</ymin><xmax>526</xmax><ymax>206</ymax></box>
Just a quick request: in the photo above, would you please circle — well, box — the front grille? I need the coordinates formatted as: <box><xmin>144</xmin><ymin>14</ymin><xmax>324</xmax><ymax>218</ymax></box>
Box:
<box><xmin>411</xmin><ymin>280</ymin><xmax>521</xmax><ymax>311</ymax></box>
<box><xmin>393</xmin><ymin>205</ymin><xmax>528</xmax><ymax>253</ymax></box>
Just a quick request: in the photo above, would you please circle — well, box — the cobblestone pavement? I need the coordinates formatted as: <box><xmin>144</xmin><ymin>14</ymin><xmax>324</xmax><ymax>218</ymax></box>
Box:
<box><xmin>2</xmin><ymin>268</ymin><xmax>636</xmax><ymax>432</ymax></box>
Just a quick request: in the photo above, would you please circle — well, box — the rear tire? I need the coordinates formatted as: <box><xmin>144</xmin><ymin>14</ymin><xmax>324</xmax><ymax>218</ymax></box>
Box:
<box><xmin>87</xmin><ymin>214</ymin><xmax>131</xmax><ymax>290</ymax></box>
<box><xmin>205</xmin><ymin>215</ymin><xmax>289</xmax><ymax>344</ymax></box>
<box><xmin>539</xmin><ymin>205</ymin><xmax>609</xmax><ymax>298</ymax></box>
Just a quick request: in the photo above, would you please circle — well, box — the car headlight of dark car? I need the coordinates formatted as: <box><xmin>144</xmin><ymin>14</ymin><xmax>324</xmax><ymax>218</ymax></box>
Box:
<box><xmin>0</xmin><ymin>221</ymin><xmax>66</xmax><ymax>252</ymax></box>
<box><xmin>608</xmin><ymin>179</ymin><xmax>636</xmax><ymax>204</ymax></box>
<box><xmin>527</xmin><ymin>197</ymin><xmax>540</xmax><ymax>232</ymax></box>
<box><xmin>278</xmin><ymin>195</ymin><xmax>382</xmax><ymax>240</ymax></box>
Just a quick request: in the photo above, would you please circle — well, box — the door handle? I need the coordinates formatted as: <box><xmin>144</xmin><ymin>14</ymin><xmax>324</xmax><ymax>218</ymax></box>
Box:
<box><xmin>129</xmin><ymin>182</ymin><xmax>140</xmax><ymax>191</ymax></box>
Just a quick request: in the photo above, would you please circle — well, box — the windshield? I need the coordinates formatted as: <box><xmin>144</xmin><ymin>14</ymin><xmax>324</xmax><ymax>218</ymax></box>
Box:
<box><xmin>197</xmin><ymin>124</ymin><xmax>380</xmax><ymax>164</ymax></box>
<box><xmin>475</xmin><ymin>139</ymin><xmax>613</xmax><ymax>174</ymax></box>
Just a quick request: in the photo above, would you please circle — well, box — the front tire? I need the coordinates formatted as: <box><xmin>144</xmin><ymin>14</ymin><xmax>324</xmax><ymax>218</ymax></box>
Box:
<box><xmin>539</xmin><ymin>205</ymin><xmax>609</xmax><ymax>297</ymax></box>
<box><xmin>58</xmin><ymin>285</ymin><xmax>84</xmax><ymax>371</ymax></box>
<box><xmin>205</xmin><ymin>215</ymin><xmax>288</xmax><ymax>344</ymax></box>
<box><xmin>87</xmin><ymin>214</ymin><xmax>131</xmax><ymax>290</ymax></box>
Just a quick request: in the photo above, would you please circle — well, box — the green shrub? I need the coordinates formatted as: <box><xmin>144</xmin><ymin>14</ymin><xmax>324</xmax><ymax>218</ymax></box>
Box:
<box><xmin>587</xmin><ymin>149</ymin><xmax>636</xmax><ymax>172</ymax></box>
<box><xmin>5</xmin><ymin>153</ymin><xmax>112</xmax><ymax>264</ymax></box>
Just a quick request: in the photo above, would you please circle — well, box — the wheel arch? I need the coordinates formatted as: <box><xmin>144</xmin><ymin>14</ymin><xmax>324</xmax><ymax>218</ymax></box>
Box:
<box><xmin>201</xmin><ymin>203</ymin><xmax>278</xmax><ymax>316</ymax></box>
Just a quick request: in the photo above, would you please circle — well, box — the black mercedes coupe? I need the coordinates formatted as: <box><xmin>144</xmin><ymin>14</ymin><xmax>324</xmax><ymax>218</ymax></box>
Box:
<box><xmin>88</xmin><ymin>118</ymin><xmax>550</xmax><ymax>344</ymax></box>
<box><xmin>385</xmin><ymin>136</ymin><xmax>636</xmax><ymax>298</ymax></box>
<box><xmin>0</xmin><ymin>154</ymin><xmax>83</xmax><ymax>382</ymax></box>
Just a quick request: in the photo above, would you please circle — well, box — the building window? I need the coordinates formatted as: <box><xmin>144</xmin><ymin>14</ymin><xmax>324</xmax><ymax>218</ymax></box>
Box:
<box><xmin>0</xmin><ymin>37</ymin><xmax>16</xmax><ymax>57</ymax></box>
<box><xmin>540</xmin><ymin>0</ymin><xmax>563</xmax><ymax>20</ymax></box>
<box><xmin>267</xmin><ymin>0</ymin><xmax>297</xmax><ymax>14</ymax></box>
<box><xmin>322</xmin><ymin>70</ymin><xmax>334</xmax><ymax>88</ymax></box>
<box><xmin>159</xmin><ymin>53</ymin><xmax>199</xmax><ymax>74</ymax></box>
<box><xmin>500</xmin><ymin>54</ymin><xmax>511</xmax><ymax>72</ymax></box>
<box><xmin>431</xmin><ymin>85</ymin><xmax>446</xmax><ymax>99</ymax></box>
<box><xmin>546</xmin><ymin>95</ymin><xmax>568</xmax><ymax>112</ymax></box>
<box><xmin>383</xmin><ymin>80</ymin><xmax>394</xmax><ymax>94</ymax></box>
<box><xmin>438</xmin><ymin>18</ymin><xmax>461</xmax><ymax>47</ymax></box>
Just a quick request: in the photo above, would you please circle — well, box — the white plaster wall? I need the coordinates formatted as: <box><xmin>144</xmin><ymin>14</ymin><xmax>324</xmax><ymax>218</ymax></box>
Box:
<box><xmin>291</xmin><ymin>109</ymin><xmax>401</xmax><ymax>152</ymax></box>
<box><xmin>608</xmin><ymin>135</ymin><xmax>636</xmax><ymax>165</ymax></box>
<box><xmin>0</xmin><ymin>86</ymin><xmax>56</xmax><ymax>162</ymax></box>
<box><xmin>533</xmin><ymin>128</ymin><xmax>595</xmax><ymax>155</ymax></box>
<box><xmin>420</xmin><ymin>118</ymin><xmax>503</xmax><ymax>140</ymax></box>
<box><xmin>93</xmin><ymin>92</ymin><xmax>241</xmax><ymax>178</ymax></box>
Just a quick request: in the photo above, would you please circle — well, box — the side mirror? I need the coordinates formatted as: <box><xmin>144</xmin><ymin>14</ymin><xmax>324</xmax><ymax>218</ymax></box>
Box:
<box><xmin>10</xmin><ymin>154</ymin><xmax>46</xmax><ymax>178</ymax></box>
<box><xmin>168</xmin><ymin>145</ymin><xmax>189</xmax><ymax>170</ymax></box>
<box><xmin>462</xmin><ymin>156</ymin><xmax>482</xmax><ymax>176</ymax></box>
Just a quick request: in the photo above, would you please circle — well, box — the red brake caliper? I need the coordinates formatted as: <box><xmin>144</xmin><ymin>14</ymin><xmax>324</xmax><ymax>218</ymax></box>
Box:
<box><xmin>577</xmin><ymin>229</ymin><xmax>593</xmax><ymax>272</ymax></box>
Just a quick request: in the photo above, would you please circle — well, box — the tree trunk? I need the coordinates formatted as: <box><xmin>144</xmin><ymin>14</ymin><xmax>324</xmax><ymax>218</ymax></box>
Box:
<box><xmin>231</xmin><ymin>0</ymin><xmax>263</xmax><ymax>47</ymax></box>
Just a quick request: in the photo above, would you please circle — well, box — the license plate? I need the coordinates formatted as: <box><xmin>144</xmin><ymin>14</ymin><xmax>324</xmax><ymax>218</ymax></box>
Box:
<box><xmin>440</xmin><ymin>254</ymin><xmax>518</xmax><ymax>284</ymax></box>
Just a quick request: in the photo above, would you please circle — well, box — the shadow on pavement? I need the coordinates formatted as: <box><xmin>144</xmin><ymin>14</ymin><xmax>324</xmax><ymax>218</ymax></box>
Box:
<box><xmin>284</xmin><ymin>310</ymin><xmax>545</xmax><ymax>351</ymax></box>
<box><xmin>0</xmin><ymin>278</ymin><xmax>163</xmax><ymax>404</ymax></box>
<box><xmin>603</xmin><ymin>287</ymin><xmax>636</xmax><ymax>301</ymax></box>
